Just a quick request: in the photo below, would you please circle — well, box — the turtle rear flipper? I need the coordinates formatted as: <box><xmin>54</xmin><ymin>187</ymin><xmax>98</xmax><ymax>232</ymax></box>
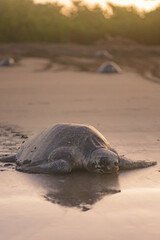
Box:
<box><xmin>119</xmin><ymin>156</ymin><xmax>157</xmax><ymax>170</ymax></box>
<box><xmin>0</xmin><ymin>155</ymin><xmax>17</xmax><ymax>163</ymax></box>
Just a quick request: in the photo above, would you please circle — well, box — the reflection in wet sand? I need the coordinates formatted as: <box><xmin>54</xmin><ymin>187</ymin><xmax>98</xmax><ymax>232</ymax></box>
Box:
<box><xmin>30</xmin><ymin>172</ymin><xmax>120</xmax><ymax>211</ymax></box>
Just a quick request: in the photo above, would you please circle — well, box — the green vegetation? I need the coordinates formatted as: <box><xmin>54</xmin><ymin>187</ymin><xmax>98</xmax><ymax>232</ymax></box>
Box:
<box><xmin>0</xmin><ymin>0</ymin><xmax>160</xmax><ymax>45</ymax></box>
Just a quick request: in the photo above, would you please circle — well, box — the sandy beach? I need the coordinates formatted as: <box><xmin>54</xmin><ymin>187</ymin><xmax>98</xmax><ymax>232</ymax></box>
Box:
<box><xmin>0</xmin><ymin>55</ymin><xmax>160</xmax><ymax>240</ymax></box>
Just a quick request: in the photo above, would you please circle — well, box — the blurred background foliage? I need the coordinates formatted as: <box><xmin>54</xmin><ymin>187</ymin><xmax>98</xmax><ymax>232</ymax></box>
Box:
<box><xmin>0</xmin><ymin>0</ymin><xmax>160</xmax><ymax>45</ymax></box>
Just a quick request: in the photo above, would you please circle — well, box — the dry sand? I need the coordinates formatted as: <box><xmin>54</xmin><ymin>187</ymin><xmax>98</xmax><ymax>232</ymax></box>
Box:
<box><xmin>0</xmin><ymin>57</ymin><xmax>160</xmax><ymax>240</ymax></box>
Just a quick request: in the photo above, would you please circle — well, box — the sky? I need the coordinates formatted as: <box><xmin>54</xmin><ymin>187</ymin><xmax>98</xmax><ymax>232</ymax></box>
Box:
<box><xmin>35</xmin><ymin>0</ymin><xmax>160</xmax><ymax>12</ymax></box>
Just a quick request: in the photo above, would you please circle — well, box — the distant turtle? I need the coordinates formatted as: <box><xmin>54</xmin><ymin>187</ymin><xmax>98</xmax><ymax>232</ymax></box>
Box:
<box><xmin>0</xmin><ymin>123</ymin><xmax>156</xmax><ymax>174</ymax></box>
<box><xmin>0</xmin><ymin>58</ymin><xmax>15</xmax><ymax>67</ymax></box>
<box><xmin>98</xmin><ymin>61</ymin><xmax>122</xmax><ymax>73</ymax></box>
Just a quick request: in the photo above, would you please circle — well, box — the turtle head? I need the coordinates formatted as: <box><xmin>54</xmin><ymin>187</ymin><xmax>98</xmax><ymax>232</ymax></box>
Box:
<box><xmin>87</xmin><ymin>148</ymin><xmax>119</xmax><ymax>174</ymax></box>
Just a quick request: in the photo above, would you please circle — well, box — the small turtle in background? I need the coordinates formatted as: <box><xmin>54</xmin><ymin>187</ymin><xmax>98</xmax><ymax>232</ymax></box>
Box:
<box><xmin>97</xmin><ymin>61</ymin><xmax>122</xmax><ymax>73</ymax></box>
<box><xmin>95</xmin><ymin>50</ymin><xmax>113</xmax><ymax>59</ymax></box>
<box><xmin>0</xmin><ymin>123</ymin><xmax>156</xmax><ymax>174</ymax></box>
<box><xmin>0</xmin><ymin>58</ymin><xmax>15</xmax><ymax>67</ymax></box>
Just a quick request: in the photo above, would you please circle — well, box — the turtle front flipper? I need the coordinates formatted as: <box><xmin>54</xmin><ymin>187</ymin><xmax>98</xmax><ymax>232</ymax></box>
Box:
<box><xmin>17</xmin><ymin>147</ymin><xmax>75</xmax><ymax>174</ymax></box>
<box><xmin>119</xmin><ymin>156</ymin><xmax>157</xmax><ymax>170</ymax></box>
<box><xmin>41</xmin><ymin>159</ymin><xmax>73</xmax><ymax>173</ymax></box>
<box><xmin>16</xmin><ymin>159</ymin><xmax>73</xmax><ymax>174</ymax></box>
<box><xmin>47</xmin><ymin>147</ymin><xmax>75</xmax><ymax>174</ymax></box>
<box><xmin>49</xmin><ymin>159</ymin><xmax>73</xmax><ymax>173</ymax></box>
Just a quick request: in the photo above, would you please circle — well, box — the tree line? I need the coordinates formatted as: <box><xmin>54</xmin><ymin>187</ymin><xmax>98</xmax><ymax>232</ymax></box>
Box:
<box><xmin>0</xmin><ymin>0</ymin><xmax>160</xmax><ymax>45</ymax></box>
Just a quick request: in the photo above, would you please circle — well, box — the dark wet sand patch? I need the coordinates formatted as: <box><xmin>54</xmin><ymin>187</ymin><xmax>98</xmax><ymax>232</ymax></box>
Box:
<box><xmin>0</xmin><ymin>124</ymin><xmax>30</xmax><ymax>172</ymax></box>
<box><xmin>0</xmin><ymin>124</ymin><xmax>29</xmax><ymax>157</ymax></box>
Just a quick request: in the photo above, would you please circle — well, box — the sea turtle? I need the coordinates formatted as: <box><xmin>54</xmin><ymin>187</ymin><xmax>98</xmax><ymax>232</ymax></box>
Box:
<box><xmin>97</xmin><ymin>61</ymin><xmax>122</xmax><ymax>73</ymax></box>
<box><xmin>0</xmin><ymin>58</ymin><xmax>15</xmax><ymax>67</ymax></box>
<box><xmin>0</xmin><ymin>123</ymin><xmax>157</xmax><ymax>174</ymax></box>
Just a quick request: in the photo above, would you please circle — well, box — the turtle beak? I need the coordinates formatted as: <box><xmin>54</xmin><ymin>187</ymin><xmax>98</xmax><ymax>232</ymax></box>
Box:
<box><xmin>106</xmin><ymin>165</ymin><xmax>119</xmax><ymax>173</ymax></box>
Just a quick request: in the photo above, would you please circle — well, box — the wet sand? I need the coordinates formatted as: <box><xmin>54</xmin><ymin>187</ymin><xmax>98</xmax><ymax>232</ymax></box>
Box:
<box><xmin>0</xmin><ymin>58</ymin><xmax>160</xmax><ymax>240</ymax></box>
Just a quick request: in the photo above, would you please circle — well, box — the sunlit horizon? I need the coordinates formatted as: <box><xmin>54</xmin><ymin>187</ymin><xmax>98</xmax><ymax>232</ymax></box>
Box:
<box><xmin>35</xmin><ymin>0</ymin><xmax>160</xmax><ymax>12</ymax></box>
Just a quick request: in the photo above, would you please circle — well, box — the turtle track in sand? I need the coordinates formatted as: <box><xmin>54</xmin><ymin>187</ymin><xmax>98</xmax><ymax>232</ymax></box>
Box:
<box><xmin>0</xmin><ymin>124</ymin><xmax>28</xmax><ymax>172</ymax></box>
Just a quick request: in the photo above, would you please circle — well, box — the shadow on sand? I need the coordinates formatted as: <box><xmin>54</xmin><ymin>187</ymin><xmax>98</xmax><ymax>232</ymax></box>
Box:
<box><xmin>31</xmin><ymin>171</ymin><xmax>121</xmax><ymax>211</ymax></box>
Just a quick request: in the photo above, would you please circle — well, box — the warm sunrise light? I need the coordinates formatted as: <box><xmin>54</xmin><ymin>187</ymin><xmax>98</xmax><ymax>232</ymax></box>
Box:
<box><xmin>35</xmin><ymin>0</ymin><xmax>160</xmax><ymax>11</ymax></box>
